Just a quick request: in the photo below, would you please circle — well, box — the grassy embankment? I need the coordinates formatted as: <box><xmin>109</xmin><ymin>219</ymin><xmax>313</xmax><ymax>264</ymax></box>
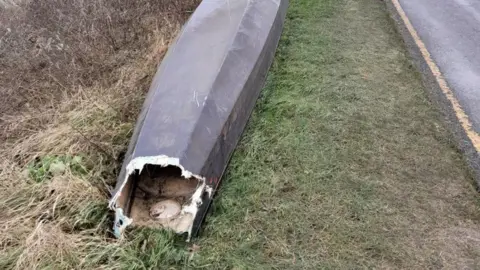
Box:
<box><xmin>1</xmin><ymin>0</ymin><xmax>479</xmax><ymax>269</ymax></box>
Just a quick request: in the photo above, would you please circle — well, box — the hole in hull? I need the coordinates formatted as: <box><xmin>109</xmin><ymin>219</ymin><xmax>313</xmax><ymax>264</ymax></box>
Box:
<box><xmin>120</xmin><ymin>165</ymin><xmax>201</xmax><ymax>234</ymax></box>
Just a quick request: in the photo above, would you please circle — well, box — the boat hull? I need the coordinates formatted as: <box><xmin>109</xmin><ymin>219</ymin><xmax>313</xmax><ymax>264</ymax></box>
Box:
<box><xmin>109</xmin><ymin>0</ymin><xmax>289</xmax><ymax>239</ymax></box>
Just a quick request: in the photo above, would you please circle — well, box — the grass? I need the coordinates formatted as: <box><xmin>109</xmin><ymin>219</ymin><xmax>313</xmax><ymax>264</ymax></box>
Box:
<box><xmin>0</xmin><ymin>0</ymin><xmax>199</xmax><ymax>268</ymax></box>
<box><xmin>1</xmin><ymin>0</ymin><xmax>480</xmax><ymax>269</ymax></box>
<box><xmin>191</xmin><ymin>0</ymin><xmax>480</xmax><ymax>268</ymax></box>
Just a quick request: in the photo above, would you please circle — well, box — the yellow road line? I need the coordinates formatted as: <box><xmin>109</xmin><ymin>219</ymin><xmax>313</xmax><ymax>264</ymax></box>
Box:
<box><xmin>391</xmin><ymin>0</ymin><xmax>480</xmax><ymax>152</ymax></box>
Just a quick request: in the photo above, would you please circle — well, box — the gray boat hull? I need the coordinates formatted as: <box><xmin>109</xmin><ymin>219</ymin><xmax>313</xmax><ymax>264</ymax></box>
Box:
<box><xmin>109</xmin><ymin>0</ymin><xmax>288</xmax><ymax>239</ymax></box>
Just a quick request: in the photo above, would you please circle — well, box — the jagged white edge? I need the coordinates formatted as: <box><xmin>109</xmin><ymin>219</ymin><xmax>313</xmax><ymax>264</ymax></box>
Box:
<box><xmin>108</xmin><ymin>155</ymin><xmax>213</xmax><ymax>238</ymax></box>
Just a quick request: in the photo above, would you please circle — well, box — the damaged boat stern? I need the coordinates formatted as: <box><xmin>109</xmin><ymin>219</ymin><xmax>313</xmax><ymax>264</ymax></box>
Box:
<box><xmin>109</xmin><ymin>156</ymin><xmax>212</xmax><ymax>238</ymax></box>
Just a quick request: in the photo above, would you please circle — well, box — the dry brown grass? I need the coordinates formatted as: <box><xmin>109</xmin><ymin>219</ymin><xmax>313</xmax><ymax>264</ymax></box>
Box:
<box><xmin>0</xmin><ymin>0</ymin><xmax>199</xmax><ymax>268</ymax></box>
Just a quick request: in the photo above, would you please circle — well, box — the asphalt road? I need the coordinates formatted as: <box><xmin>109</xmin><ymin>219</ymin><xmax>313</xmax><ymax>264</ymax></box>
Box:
<box><xmin>399</xmin><ymin>0</ymin><xmax>480</xmax><ymax>133</ymax></box>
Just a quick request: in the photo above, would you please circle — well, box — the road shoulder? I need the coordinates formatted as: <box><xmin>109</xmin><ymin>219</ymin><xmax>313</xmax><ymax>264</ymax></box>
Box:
<box><xmin>386</xmin><ymin>0</ymin><xmax>480</xmax><ymax>188</ymax></box>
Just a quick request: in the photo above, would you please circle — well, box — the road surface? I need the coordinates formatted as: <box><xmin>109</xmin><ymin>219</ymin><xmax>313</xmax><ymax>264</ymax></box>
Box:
<box><xmin>398</xmin><ymin>0</ymin><xmax>480</xmax><ymax>133</ymax></box>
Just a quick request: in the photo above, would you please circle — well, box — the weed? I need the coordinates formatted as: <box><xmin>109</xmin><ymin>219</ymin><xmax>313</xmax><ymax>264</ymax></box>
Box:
<box><xmin>27</xmin><ymin>155</ymin><xmax>87</xmax><ymax>182</ymax></box>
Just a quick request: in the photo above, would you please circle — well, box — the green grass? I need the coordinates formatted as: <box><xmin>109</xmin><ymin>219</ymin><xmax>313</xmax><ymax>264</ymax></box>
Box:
<box><xmin>187</xmin><ymin>0</ymin><xmax>480</xmax><ymax>268</ymax></box>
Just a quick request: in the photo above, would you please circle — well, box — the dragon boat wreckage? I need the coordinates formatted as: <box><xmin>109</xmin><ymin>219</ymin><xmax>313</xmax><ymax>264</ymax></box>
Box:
<box><xmin>109</xmin><ymin>0</ymin><xmax>288</xmax><ymax>240</ymax></box>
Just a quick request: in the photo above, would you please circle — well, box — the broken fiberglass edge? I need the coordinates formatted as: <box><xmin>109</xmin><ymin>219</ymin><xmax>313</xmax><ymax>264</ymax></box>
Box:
<box><xmin>108</xmin><ymin>0</ymin><xmax>289</xmax><ymax>240</ymax></box>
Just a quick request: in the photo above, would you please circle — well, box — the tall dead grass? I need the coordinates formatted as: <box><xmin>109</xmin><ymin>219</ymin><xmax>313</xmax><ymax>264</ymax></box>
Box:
<box><xmin>0</xmin><ymin>0</ymin><xmax>199</xmax><ymax>268</ymax></box>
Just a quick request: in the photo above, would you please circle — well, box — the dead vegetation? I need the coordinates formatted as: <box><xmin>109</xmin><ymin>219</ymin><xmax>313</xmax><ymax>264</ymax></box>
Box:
<box><xmin>0</xmin><ymin>0</ymin><xmax>199</xmax><ymax>268</ymax></box>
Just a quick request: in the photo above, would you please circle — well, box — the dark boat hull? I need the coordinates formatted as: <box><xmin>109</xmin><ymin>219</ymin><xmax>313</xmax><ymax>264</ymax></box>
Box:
<box><xmin>109</xmin><ymin>0</ymin><xmax>288</xmax><ymax>239</ymax></box>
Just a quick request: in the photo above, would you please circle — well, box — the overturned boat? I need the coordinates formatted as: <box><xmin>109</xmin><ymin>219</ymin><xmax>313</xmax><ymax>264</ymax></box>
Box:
<box><xmin>109</xmin><ymin>0</ymin><xmax>288</xmax><ymax>239</ymax></box>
